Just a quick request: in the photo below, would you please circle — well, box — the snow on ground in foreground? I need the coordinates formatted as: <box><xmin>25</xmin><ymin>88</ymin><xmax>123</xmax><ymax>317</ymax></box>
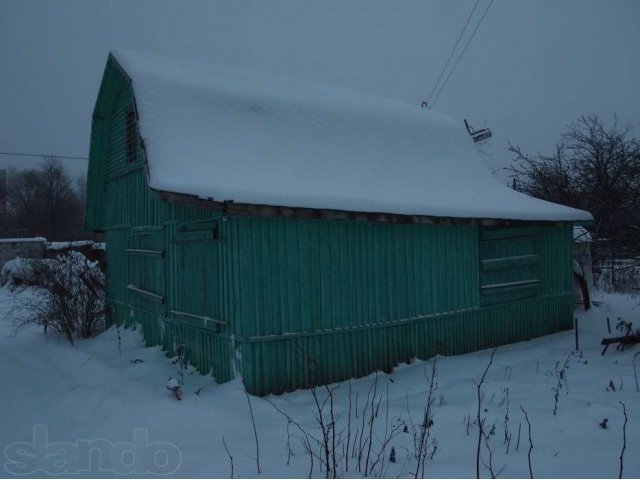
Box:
<box><xmin>0</xmin><ymin>286</ymin><xmax>639</xmax><ymax>478</ymax></box>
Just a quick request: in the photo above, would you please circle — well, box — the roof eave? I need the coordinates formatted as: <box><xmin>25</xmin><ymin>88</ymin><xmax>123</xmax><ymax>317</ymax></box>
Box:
<box><xmin>154</xmin><ymin>187</ymin><xmax>585</xmax><ymax>226</ymax></box>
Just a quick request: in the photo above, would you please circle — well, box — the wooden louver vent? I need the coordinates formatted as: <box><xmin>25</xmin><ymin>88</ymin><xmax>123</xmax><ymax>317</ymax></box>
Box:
<box><xmin>125</xmin><ymin>107</ymin><xmax>136</xmax><ymax>163</ymax></box>
<box><xmin>175</xmin><ymin>220</ymin><xmax>219</xmax><ymax>242</ymax></box>
<box><xmin>479</xmin><ymin>227</ymin><xmax>541</xmax><ymax>306</ymax></box>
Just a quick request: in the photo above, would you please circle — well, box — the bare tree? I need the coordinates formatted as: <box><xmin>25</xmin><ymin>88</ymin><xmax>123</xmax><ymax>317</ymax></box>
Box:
<box><xmin>508</xmin><ymin>115</ymin><xmax>640</xmax><ymax>268</ymax></box>
<box><xmin>5</xmin><ymin>158</ymin><xmax>86</xmax><ymax>240</ymax></box>
<box><xmin>9</xmin><ymin>252</ymin><xmax>105</xmax><ymax>343</ymax></box>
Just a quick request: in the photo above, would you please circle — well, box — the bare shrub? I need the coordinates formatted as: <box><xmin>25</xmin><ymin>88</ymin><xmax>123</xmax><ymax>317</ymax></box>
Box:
<box><xmin>475</xmin><ymin>348</ymin><xmax>497</xmax><ymax>479</ymax></box>
<box><xmin>618</xmin><ymin>402</ymin><xmax>627</xmax><ymax>479</ymax></box>
<box><xmin>10</xmin><ymin>252</ymin><xmax>105</xmax><ymax>343</ymax></box>
<box><xmin>552</xmin><ymin>353</ymin><xmax>576</xmax><ymax>415</ymax></box>
<box><xmin>4</xmin><ymin>158</ymin><xmax>87</xmax><ymax>240</ymax></box>
<box><xmin>519</xmin><ymin>406</ymin><xmax>534</xmax><ymax>479</ymax></box>
<box><xmin>413</xmin><ymin>357</ymin><xmax>439</xmax><ymax>478</ymax></box>
<box><xmin>508</xmin><ymin>115</ymin><xmax>640</xmax><ymax>267</ymax></box>
<box><xmin>264</xmin><ymin>373</ymin><xmax>403</xmax><ymax>479</ymax></box>
<box><xmin>245</xmin><ymin>390</ymin><xmax>261</xmax><ymax>475</ymax></box>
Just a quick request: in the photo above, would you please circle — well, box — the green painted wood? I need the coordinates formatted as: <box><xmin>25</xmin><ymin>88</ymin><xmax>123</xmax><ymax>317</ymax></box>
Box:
<box><xmin>89</xmin><ymin>53</ymin><xmax>577</xmax><ymax>396</ymax></box>
<box><xmin>241</xmin><ymin>293</ymin><xmax>572</xmax><ymax>395</ymax></box>
<box><xmin>481</xmin><ymin>225</ymin><xmax>539</xmax><ymax>240</ymax></box>
<box><xmin>227</xmin><ymin>217</ymin><xmax>479</xmax><ymax>338</ymax></box>
<box><xmin>481</xmin><ymin>254</ymin><xmax>540</xmax><ymax>271</ymax></box>
<box><xmin>479</xmin><ymin>226</ymin><xmax>542</xmax><ymax>306</ymax></box>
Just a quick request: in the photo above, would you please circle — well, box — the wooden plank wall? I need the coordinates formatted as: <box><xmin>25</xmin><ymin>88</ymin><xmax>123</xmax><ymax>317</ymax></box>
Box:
<box><xmin>91</xmin><ymin>55</ymin><xmax>575</xmax><ymax>395</ymax></box>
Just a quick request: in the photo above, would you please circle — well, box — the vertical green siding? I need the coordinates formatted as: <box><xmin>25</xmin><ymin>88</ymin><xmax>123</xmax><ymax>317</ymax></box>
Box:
<box><xmin>241</xmin><ymin>294</ymin><xmax>572</xmax><ymax>394</ymax></box>
<box><xmin>103</xmin><ymin>210</ymin><xmax>574</xmax><ymax>395</ymax></box>
<box><xmin>540</xmin><ymin>223</ymin><xmax>574</xmax><ymax>296</ymax></box>
<box><xmin>226</xmin><ymin>217</ymin><xmax>479</xmax><ymax>338</ymax></box>
<box><xmin>105</xmin><ymin>227</ymin><xmax>129</xmax><ymax>308</ymax></box>
<box><xmin>168</xmin><ymin>221</ymin><xmax>225</xmax><ymax>327</ymax></box>
<box><xmin>108</xmin><ymin>298</ymin><xmax>235</xmax><ymax>382</ymax></box>
<box><xmin>479</xmin><ymin>226</ymin><xmax>541</xmax><ymax>305</ymax></box>
<box><xmin>88</xmin><ymin>55</ymin><xmax>576</xmax><ymax>395</ymax></box>
<box><xmin>225</xmin><ymin>218</ymin><xmax>573</xmax><ymax>394</ymax></box>
<box><xmin>86</xmin><ymin>55</ymin><xmax>133</xmax><ymax>231</ymax></box>
<box><xmin>106</xmin><ymin>220</ymin><xmax>235</xmax><ymax>384</ymax></box>
<box><xmin>127</xmin><ymin>226</ymin><xmax>166</xmax><ymax>312</ymax></box>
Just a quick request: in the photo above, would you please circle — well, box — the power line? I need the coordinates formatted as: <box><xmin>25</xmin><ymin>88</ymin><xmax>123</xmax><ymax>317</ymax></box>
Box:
<box><xmin>430</xmin><ymin>0</ymin><xmax>495</xmax><ymax>109</ymax></box>
<box><xmin>0</xmin><ymin>151</ymin><xmax>88</xmax><ymax>161</ymax></box>
<box><xmin>426</xmin><ymin>0</ymin><xmax>480</xmax><ymax>107</ymax></box>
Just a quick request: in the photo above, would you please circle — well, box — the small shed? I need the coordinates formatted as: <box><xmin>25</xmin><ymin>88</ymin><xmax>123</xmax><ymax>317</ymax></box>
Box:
<box><xmin>86</xmin><ymin>50</ymin><xmax>592</xmax><ymax>394</ymax></box>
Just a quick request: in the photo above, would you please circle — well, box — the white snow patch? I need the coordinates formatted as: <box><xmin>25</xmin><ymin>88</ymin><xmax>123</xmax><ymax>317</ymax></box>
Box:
<box><xmin>46</xmin><ymin>240</ymin><xmax>105</xmax><ymax>250</ymax></box>
<box><xmin>111</xmin><ymin>50</ymin><xmax>592</xmax><ymax>222</ymax></box>
<box><xmin>1</xmin><ymin>257</ymin><xmax>32</xmax><ymax>285</ymax></box>
<box><xmin>1</xmin><ymin>286</ymin><xmax>639</xmax><ymax>477</ymax></box>
<box><xmin>166</xmin><ymin>377</ymin><xmax>180</xmax><ymax>390</ymax></box>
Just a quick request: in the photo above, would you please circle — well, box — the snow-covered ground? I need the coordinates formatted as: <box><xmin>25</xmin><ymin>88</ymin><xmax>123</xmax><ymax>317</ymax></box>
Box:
<box><xmin>1</xmin><ymin>286</ymin><xmax>638</xmax><ymax>478</ymax></box>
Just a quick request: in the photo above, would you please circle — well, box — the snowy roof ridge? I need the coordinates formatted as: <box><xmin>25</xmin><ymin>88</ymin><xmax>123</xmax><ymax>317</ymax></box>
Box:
<box><xmin>111</xmin><ymin>49</ymin><xmax>592</xmax><ymax>222</ymax></box>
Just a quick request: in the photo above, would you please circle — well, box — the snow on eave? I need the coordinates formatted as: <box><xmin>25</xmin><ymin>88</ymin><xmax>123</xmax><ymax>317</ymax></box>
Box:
<box><xmin>109</xmin><ymin>50</ymin><xmax>593</xmax><ymax>223</ymax></box>
<box><xmin>46</xmin><ymin>241</ymin><xmax>98</xmax><ymax>250</ymax></box>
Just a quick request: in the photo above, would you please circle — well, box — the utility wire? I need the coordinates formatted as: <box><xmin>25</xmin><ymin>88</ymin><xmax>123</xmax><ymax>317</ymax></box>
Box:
<box><xmin>426</xmin><ymin>0</ymin><xmax>480</xmax><ymax>107</ymax></box>
<box><xmin>0</xmin><ymin>151</ymin><xmax>88</xmax><ymax>161</ymax></box>
<box><xmin>430</xmin><ymin>0</ymin><xmax>495</xmax><ymax>109</ymax></box>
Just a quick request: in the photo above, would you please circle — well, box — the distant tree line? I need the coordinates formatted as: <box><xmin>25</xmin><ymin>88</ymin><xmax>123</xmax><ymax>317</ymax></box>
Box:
<box><xmin>0</xmin><ymin>157</ymin><xmax>93</xmax><ymax>241</ymax></box>
<box><xmin>508</xmin><ymin>115</ymin><xmax>640</xmax><ymax>269</ymax></box>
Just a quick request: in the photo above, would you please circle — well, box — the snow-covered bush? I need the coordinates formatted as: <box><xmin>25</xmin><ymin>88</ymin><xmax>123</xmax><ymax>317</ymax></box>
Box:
<box><xmin>1</xmin><ymin>257</ymin><xmax>36</xmax><ymax>287</ymax></box>
<box><xmin>12</xmin><ymin>252</ymin><xmax>105</xmax><ymax>343</ymax></box>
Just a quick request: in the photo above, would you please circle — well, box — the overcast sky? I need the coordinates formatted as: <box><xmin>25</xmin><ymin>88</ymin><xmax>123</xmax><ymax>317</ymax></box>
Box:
<box><xmin>0</xmin><ymin>0</ymin><xmax>638</xmax><ymax>181</ymax></box>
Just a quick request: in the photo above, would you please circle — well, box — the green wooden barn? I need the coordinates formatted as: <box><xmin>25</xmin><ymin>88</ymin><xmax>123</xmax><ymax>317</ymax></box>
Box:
<box><xmin>86</xmin><ymin>50</ymin><xmax>592</xmax><ymax>395</ymax></box>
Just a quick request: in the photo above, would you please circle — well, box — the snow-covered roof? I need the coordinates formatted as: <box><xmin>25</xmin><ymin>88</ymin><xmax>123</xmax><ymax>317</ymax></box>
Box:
<box><xmin>111</xmin><ymin>50</ymin><xmax>593</xmax><ymax>222</ymax></box>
